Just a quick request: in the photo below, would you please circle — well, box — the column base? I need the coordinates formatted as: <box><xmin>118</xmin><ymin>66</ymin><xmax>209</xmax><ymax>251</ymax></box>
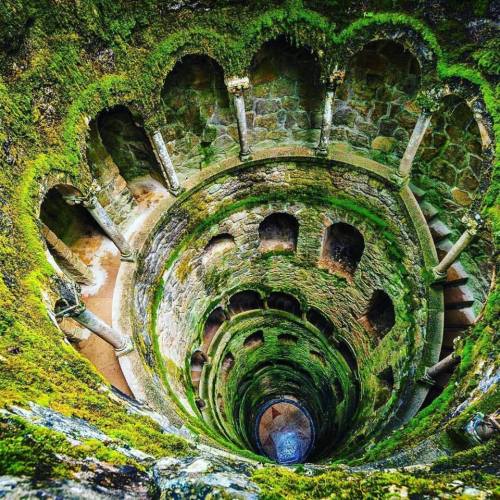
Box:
<box><xmin>431</xmin><ymin>267</ymin><xmax>448</xmax><ymax>285</ymax></box>
<box><xmin>115</xmin><ymin>338</ymin><xmax>135</xmax><ymax>358</ymax></box>
<box><xmin>315</xmin><ymin>146</ymin><xmax>328</xmax><ymax>157</ymax></box>
<box><xmin>120</xmin><ymin>251</ymin><xmax>136</xmax><ymax>263</ymax></box>
<box><xmin>418</xmin><ymin>368</ymin><xmax>436</xmax><ymax>387</ymax></box>
<box><xmin>170</xmin><ymin>186</ymin><xmax>183</xmax><ymax>197</ymax></box>
<box><xmin>390</xmin><ymin>172</ymin><xmax>409</xmax><ymax>190</ymax></box>
<box><xmin>239</xmin><ymin>150</ymin><xmax>252</xmax><ymax>162</ymax></box>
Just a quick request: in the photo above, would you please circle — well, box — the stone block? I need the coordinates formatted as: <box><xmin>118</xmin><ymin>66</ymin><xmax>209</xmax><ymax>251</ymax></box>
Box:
<box><xmin>371</xmin><ymin>136</ymin><xmax>396</xmax><ymax>152</ymax></box>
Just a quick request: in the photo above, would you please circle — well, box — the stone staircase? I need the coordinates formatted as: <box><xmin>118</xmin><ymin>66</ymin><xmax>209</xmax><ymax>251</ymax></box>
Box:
<box><xmin>410</xmin><ymin>184</ymin><xmax>477</xmax><ymax>403</ymax></box>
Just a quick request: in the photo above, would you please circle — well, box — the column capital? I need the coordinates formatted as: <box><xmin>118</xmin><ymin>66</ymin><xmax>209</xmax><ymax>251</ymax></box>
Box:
<box><xmin>115</xmin><ymin>337</ymin><xmax>135</xmax><ymax>357</ymax></box>
<box><xmin>326</xmin><ymin>68</ymin><xmax>345</xmax><ymax>89</ymax></box>
<box><xmin>461</xmin><ymin>212</ymin><xmax>483</xmax><ymax>235</ymax></box>
<box><xmin>225</xmin><ymin>76</ymin><xmax>250</xmax><ymax>95</ymax></box>
<box><xmin>416</xmin><ymin>87</ymin><xmax>443</xmax><ymax>113</ymax></box>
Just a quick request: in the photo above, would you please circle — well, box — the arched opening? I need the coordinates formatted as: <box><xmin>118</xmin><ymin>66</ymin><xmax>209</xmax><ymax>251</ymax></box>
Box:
<box><xmin>344</xmin><ymin>40</ymin><xmax>421</xmax><ymax>158</ymax></box>
<box><xmin>221</xmin><ymin>352</ymin><xmax>235</xmax><ymax>379</ymax></box>
<box><xmin>322</xmin><ymin>222</ymin><xmax>365</xmax><ymax>275</ymax></box>
<box><xmin>267</xmin><ymin>292</ymin><xmax>301</xmax><ymax>316</ymax></box>
<box><xmin>375</xmin><ymin>366</ymin><xmax>394</xmax><ymax>409</ymax></box>
<box><xmin>249</xmin><ymin>36</ymin><xmax>322</xmax><ymax>149</ymax></box>
<box><xmin>243</xmin><ymin>330</ymin><xmax>264</xmax><ymax>349</ymax></box>
<box><xmin>306</xmin><ymin>307</ymin><xmax>333</xmax><ymax>337</ymax></box>
<box><xmin>332</xmin><ymin>379</ymin><xmax>344</xmax><ymax>403</ymax></box>
<box><xmin>41</xmin><ymin>185</ymin><xmax>131</xmax><ymax>395</ymax></box>
<box><xmin>202</xmin><ymin>233</ymin><xmax>235</xmax><ymax>265</ymax></box>
<box><xmin>259</xmin><ymin>212</ymin><xmax>299</xmax><ymax>252</ymax></box>
<box><xmin>277</xmin><ymin>333</ymin><xmax>298</xmax><ymax>345</ymax></box>
<box><xmin>160</xmin><ymin>55</ymin><xmax>236</xmax><ymax>174</ymax></box>
<box><xmin>334</xmin><ymin>339</ymin><xmax>358</xmax><ymax>373</ymax></box>
<box><xmin>228</xmin><ymin>291</ymin><xmax>264</xmax><ymax>315</ymax></box>
<box><xmin>190</xmin><ymin>350</ymin><xmax>208</xmax><ymax>390</ymax></box>
<box><xmin>40</xmin><ymin>186</ymin><xmax>102</xmax><ymax>284</ymax></box>
<box><xmin>202</xmin><ymin>307</ymin><xmax>227</xmax><ymax>351</ymax></box>
<box><xmin>363</xmin><ymin>290</ymin><xmax>395</xmax><ymax>339</ymax></box>
<box><xmin>92</xmin><ymin>106</ymin><xmax>168</xmax><ymax>203</ymax></box>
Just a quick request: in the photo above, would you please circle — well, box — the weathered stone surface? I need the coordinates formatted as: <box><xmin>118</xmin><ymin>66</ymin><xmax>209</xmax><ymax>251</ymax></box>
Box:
<box><xmin>371</xmin><ymin>136</ymin><xmax>396</xmax><ymax>152</ymax></box>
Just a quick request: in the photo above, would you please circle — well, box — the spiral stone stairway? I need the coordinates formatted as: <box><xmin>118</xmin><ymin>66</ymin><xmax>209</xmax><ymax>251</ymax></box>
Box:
<box><xmin>0</xmin><ymin>1</ymin><xmax>498</xmax><ymax>498</ymax></box>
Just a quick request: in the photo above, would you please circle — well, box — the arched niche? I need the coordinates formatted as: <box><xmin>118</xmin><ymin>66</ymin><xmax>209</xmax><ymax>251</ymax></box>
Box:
<box><xmin>322</xmin><ymin>222</ymin><xmax>365</xmax><ymax>275</ymax></box>
<box><xmin>267</xmin><ymin>291</ymin><xmax>301</xmax><ymax>317</ymax></box>
<box><xmin>243</xmin><ymin>330</ymin><xmax>264</xmax><ymax>349</ymax></box>
<box><xmin>259</xmin><ymin>212</ymin><xmax>299</xmax><ymax>253</ymax></box>
<box><xmin>341</xmin><ymin>40</ymin><xmax>421</xmax><ymax>157</ymax></box>
<box><xmin>202</xmin><ymin>233</ymin><xmax>235</xmax><ymax>265</ymax></box>
<box><xmin>91</xmin><ymin>106</ymin><xmax>168</xmax><ymax>199</ymax></box>
<box><xmin>277</xmin><ymin>333</ymin><xmax>298</xmax><ymax>345</ymax></box>
<box><xmin>374</xmin><ymin>366</ymin><xmax>394</xmax><ymax>409</ymax></box>
<box><xmin>249</xmin><ymin>36</ymin><xmax>323</xmax><ymax>149</ymax></box>
<box><xmin>202</xmin><ymin>307</ymin><xmax>227</xmax><ymax>351</ymax></box>
<box><xmin>362</xmin><ymin>290</ymin><xmax>395</xmax><ymax>339</ymax></box>
<box><xmin>40</xmin><ymin>185</ymin><xmax>102</xmax><ymax>284</ymax></box>
<box><xmin>306</xmin><ymin>307</ymin><xmax>333</xmax><ymax>337</ymax></box>
<box><xmin>228</xmin><ymin>290</ymin><xmax>264</xmax><ymax>316</ymax></box>
<box><xmin>160</xmin><ymin>55</ymin><xmax>235</xmax><ymax>172</ymax></box>
<box><xmin>190</xmin><ymin>349</ymin><xmax>208</xmax><ymax>389</ymax></box>
<box><xmin>221</xmin><ymin>352</ymin><xmax>235</xmax><ymax>379</ymax></box>
<box><xmin>414</xmin><ymin>94</ymin><xmax>484</xmax><ymax>216</ymax></box>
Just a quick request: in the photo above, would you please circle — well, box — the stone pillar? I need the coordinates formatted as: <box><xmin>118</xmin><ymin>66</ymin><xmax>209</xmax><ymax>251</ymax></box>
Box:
<box><xmin>74</xmin><ymin>306</ymin><xmax>132</xmax><ymax>356</ymax></box>
<box><xmin>64</xmin><ymin>192</ymin><xmax>135</xmax><ymax>261</ymax></box>
<box><xmin>226</xmin><ymin>76</ymin><xmax>251</xmax><ymax>161</ymax></box>
<box><xmin>433</xmin><ymin>213</ymin><xmax>482</xmax><ymax>281</ymax></box>
<box><xmin>399</xmin><ymin>112</ymin><xmax>432</xmax><ymax>177</ymax></box>
<box><xmin>150</xmin><ymin>130</ymin><xmax>182</xmax><ymax>195</ymax></box>
<box><xmin>426</xmin><ymin>353</ymin><xmax>460</xmax><ymax>379</ymax></box>
<box><xmin>400</xmin><ymin>87</ymin><xmax>442</xmax><ymax>178</ymax></box>
<box><xmin>41</xmin><ymin>223</ymin><xmax>94</xmax><ymax>285</ymax></box>
<box><xmin>316</xmin><ymin>69</ymin><xmax>345</xmax><ymax>157</ymax></box>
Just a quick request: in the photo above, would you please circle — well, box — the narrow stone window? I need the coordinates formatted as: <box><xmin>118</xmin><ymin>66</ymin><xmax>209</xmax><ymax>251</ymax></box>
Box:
<box><xmin>203</xmin><ymin>307</ymin><xmax>227</xmax><ymax>351</ymax></box>
<box><xmin>243</xmin><ymin>330</ymin><xmax>264</xmax><ymax>349</ymax></box>
<box><xmin>306</xmin><ymin>307</ymin><xmax>333</xmax><ymax>337</ymax></box>
<box><xmin>190</xmin><ymin>350</ymin><xmax>208</xmax><ymax>389</ymax></box>
<box><xmin>363</xmin><ymin>290</ymin><xmax>395</xmax><ymax>339</ymax></box>
<box><xmin>310</xmin><ymin>350</ymin><xmax>326</xmax><ymax>365</ymax></box>
<box><xmin>267</xmin><ymin>292</ymin><xmax>301</xmax><ymax>316</ymax></box>
<box><xmin>221</xmin><ymin>352</ymin><xmax>235</xmax><ymax>379</ymax></box>
<box><xmin>277</xmin><ymin>333</ymin><xmax>298</xmax><ymax>345</ymax></box>
<box><xmin>259</xmin><ymin>213</ymin><xmax>299</xmax><ymax>252</ymax></box>
<box><xmin>202</xmin><ymin>233</ymin><xmax>235</xmax><ymax>265</ymax></box>
<box><xmin>335</xmin><ymin>339</ymin><xmax>358</xmax><ymax>373</ymax></box>
<box><xmin>229</xmin><ymin>291</ymin><xmax>264</xmax><ymax>315</ymax></box>
<box><xmin>322</xmin><ymin>222</ymin><xmax>364</xmax><ymax>275</ymax></box>
<box><xmin>375</xmin><ymin>366</ymin><xmax>394</xmax><ymax>409</ymax></box>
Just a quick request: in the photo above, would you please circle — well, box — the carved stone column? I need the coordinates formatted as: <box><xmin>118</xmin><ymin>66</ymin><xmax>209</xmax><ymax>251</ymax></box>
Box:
<box><xmin>55</xmin><ymin>290</ymin><xmax>133</xmax><ymax>357</ymax></box>
<box><xmin>433</xmin><ymin>213</ymin><xmax>482</xmax><ymax>282</ymax></box>
<box><xmin>426</xmin><ymin>353</ymin><xmax>460</xmax><ymax>380</ymax></box>
<box><xmin>226</xmin><ymin>76</ymin><xmax>251</xmax><ymax>161</ymax></box>
<box><xmin>64</xmin><ymin>189</ymin><xmax>135</xmax><ymax>261</ymax></box>
<box><xmin>316</xmin><ymin>69</ymin><xmax>345</xmax><ymax>157</ymax></box>
<box><xmin>41</xmin><ymin>223</ymin><xmax>94</xmax><ymax>285</ymax></box>
<box><xmin>399</xmin><ymin>88</ymin><xmax>442</xmax><ymax>178</ymax></box>
<box><xmin>150</xmin><ymin>130</ymin><xmax>182</xmax><ymax>195</ymax></box>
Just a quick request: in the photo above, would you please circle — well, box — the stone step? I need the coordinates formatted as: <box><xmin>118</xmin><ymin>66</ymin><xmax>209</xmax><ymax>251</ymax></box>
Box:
<box><xmin>420</xmin><ymin>201</ymin><xmax>439</xmax><ymax>222</ymax></box>
<box><xmin>444</xmin><ymin>285</ymin><xmax>475</xmax><ymax>309</ymax></box>
<box><xmin>409</xmin><ymin>182</ymin><xmax>426</xmax><ymax>201</ymax></box>
<box><xmin>429</xmin><ymin>219</ymin><xmax>452</xmax><ymax>242</ymax></box>
<box><xmin>444</xmin><ymin>307</ymin><xmax>476</xmax><ymax>328</ymax></box>
<box><xmin>443</xmin><ymin>262</ymin><xmax>470</xmax><ymax>287</ymax></box>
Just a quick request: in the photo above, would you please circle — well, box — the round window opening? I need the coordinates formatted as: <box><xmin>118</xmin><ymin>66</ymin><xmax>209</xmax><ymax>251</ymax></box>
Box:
<box><xmin>254</xmin><ymin>398</ymin><xmax>315</xmax><ymax>464</ymax></box>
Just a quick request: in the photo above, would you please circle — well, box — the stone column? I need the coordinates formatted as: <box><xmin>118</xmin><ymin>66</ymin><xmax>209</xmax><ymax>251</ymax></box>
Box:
<box><xmin>226</xmin><ymin>76</ymin><xmax>251</xmax><ymax>161</ymax></box>
<box><xmin>150</xmin><ymin>130</ymin><xmax>182</xmax><ymax>195</ymax></box>
<box><xmin>64</xmin><ymin>192</ymin><xmax>135</xmax><ymax>261</ymax></box>
<box><xmin>316</xmin><ymin>69</ymin><xmax>345</xmax><ymax>157</ymax></box>
<box><xmin>41</xmin><ymin>223</ymin><xmax>94</xmax><ymax>285</ymax></box>
<box><xmin>400</xmin><ymin>88</ymin><xmax>442</xmax><ymax>178</ymax></box>
<box><xmin>399</xmin><ymin>112</ymin><xmax>432</xmax><ymax>177</ymax></box>
<box><xmin>433</xmin><ymin>213</ymin><xmax>482</xmax><ymax>281</ymax></box>
<box><xmin>426</xmin><ymin>353</ymin><xmax>460</xmax><ymax>379</ymax></box>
